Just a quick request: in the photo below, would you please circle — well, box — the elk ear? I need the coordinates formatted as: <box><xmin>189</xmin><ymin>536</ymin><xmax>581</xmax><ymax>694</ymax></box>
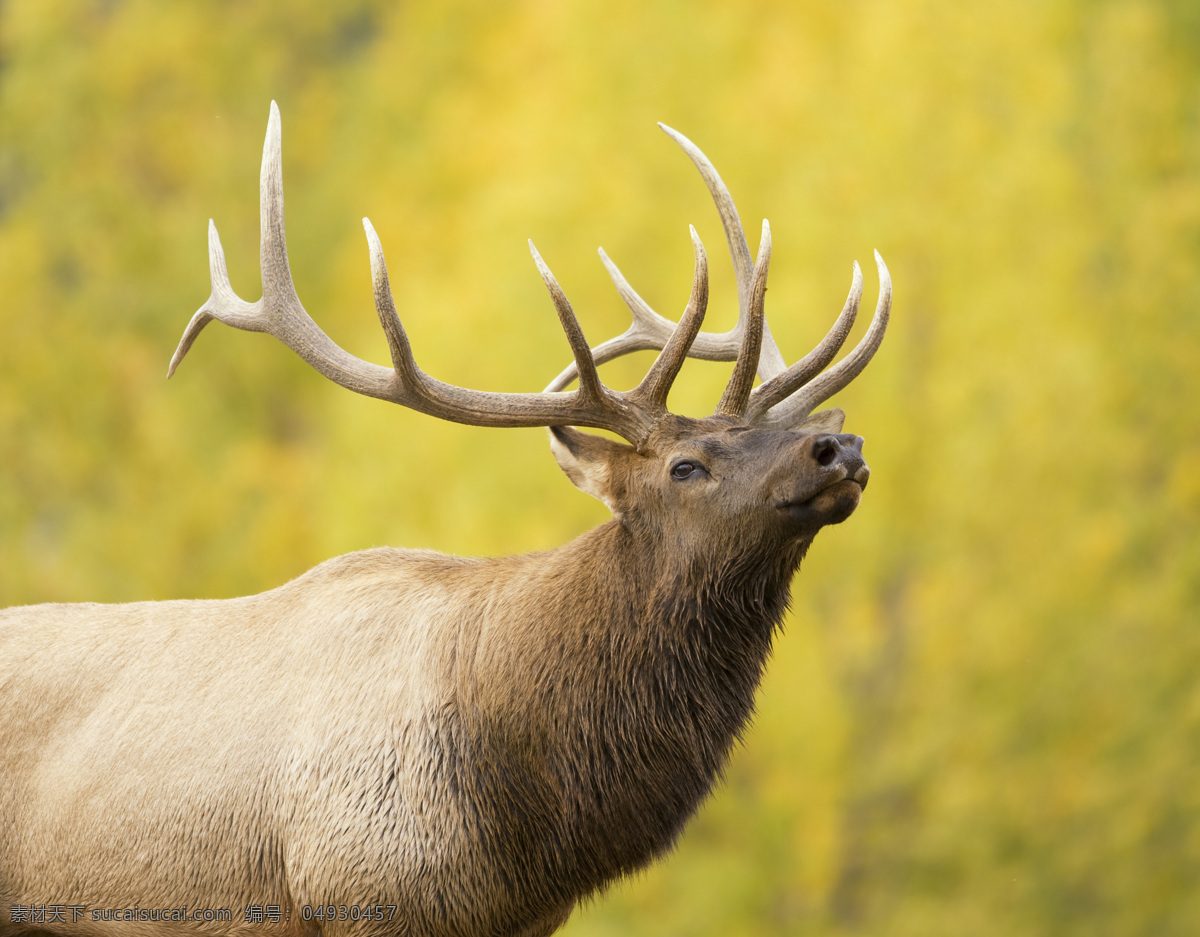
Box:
<box><xmin>549</xmin><ymin>426</ymin><xmax>628</xmax><ymax>513</ymax></box>
<box><xmin>795</xmin><ymin>407</ymin><xmax>846</xmax><ymax>434</ymax></box>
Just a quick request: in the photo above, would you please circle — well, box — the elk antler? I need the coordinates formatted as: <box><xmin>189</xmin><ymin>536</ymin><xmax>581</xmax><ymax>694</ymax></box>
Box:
<box><xmin>169</xmin><ymin>102</ymin><xmax>720</xmax><ymax>450</ymax></box>
<box><xmin>544</xmin><ymin>124</ymin><xmax>891</xmax><ymax>429</ymax></box>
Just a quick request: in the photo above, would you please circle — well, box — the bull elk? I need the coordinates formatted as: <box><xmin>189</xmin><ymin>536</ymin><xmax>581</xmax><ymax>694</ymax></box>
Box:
<box><xmin>0</xmin><ymin>103</ymin><xmax>890</xmax><ymax>937</ymax></box>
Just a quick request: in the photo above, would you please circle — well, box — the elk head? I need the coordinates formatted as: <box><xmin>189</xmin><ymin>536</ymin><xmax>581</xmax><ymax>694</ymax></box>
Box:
<box><xmin>169</xmin><ymin>103</ymin><xmax>891</xmax><ymax>559</ymax></box>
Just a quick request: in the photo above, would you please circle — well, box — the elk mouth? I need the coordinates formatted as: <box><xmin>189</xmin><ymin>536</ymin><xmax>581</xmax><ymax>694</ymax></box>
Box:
<box><xmin>777</xmin><ymin>476</ymin><xmax>865</xmax><ymax>528</ymax></box>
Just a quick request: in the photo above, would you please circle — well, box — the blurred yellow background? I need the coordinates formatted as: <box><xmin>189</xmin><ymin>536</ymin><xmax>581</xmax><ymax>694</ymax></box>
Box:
<box><xmin>2</xmin><ymin>0</ymin><xmax>1198</xmax><ymax>933</ymax></box>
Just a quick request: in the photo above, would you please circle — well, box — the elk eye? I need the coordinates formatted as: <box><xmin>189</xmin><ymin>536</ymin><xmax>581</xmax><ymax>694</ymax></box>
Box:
<box><xmin>671</xmin><ymin>460</ymin><xmax>701</xmax><ymax>480</ymax></box>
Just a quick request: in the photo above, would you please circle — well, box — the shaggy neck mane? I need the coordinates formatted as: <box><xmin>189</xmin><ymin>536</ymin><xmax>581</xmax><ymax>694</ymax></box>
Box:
<box><xmin>464</xmin><ymin>519</ymin><xmax>812</xmax><ymax>918</ymax></box>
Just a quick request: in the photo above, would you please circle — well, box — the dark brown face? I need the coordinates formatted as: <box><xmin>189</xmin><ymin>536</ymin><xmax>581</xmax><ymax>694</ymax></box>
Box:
<box><xmin>551</xmin><ymin>415</ymin><xmax>870</xmax><ymax>550</ymax></box>
<box><xmin>638</xmin><ymin>416</ymin><xmax>869</xmax><ymax>540</ymax></box>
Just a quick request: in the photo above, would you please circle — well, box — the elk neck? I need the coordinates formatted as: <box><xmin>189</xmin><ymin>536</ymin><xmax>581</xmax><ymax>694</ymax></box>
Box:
<box><xmin>455</xmin><ymin>515</ymin><xmax>813</xmax><ymax>905</ymax></box>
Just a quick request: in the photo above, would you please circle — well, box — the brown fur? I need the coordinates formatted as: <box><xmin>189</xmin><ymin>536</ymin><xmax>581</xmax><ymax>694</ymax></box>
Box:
<box><xmin>0</xmin><ymin>415</ymin><xmax>869</xmax><ymax>937</ymax></box>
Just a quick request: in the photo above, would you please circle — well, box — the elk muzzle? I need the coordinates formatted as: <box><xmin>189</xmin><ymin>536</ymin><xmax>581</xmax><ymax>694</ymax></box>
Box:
<box><xmin>776</xmin><ymin>433</ymin><xmax>870</xmax><ymax>530</ymax></box>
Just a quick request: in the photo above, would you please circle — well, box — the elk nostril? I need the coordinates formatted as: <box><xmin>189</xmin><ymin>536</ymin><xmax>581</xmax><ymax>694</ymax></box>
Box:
<box><xmin>813</xmin><ymin>437</ymin><xmax>838</xmax><ymax>467</ymax></box>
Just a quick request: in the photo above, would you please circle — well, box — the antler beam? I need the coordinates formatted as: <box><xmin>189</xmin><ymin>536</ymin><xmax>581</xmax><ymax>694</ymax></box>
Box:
<box><xmin>169</xmin><ymin>102</ymin><xmax>717</xmax><ymax>449</ymax></box>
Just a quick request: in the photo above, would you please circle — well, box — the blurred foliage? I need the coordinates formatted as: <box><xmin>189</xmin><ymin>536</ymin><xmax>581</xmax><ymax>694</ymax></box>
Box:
<box><xmin>2</xmin><ymin>0</ymin><xmax>1199</xmax><ymax>933</ymax></box>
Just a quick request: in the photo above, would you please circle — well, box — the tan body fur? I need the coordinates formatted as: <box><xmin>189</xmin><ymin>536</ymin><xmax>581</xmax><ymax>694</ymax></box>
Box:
<box><xmin>2</xmin><ymin>508</ymin><xmax>804</xmax><ymax>937</ymax></box>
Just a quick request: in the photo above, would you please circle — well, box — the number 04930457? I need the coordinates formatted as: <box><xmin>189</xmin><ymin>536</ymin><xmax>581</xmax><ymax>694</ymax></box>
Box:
<box><xmin>300</xmin><ymin>905</ymin><xmax>398</xmax><ymax>923</ymax></box>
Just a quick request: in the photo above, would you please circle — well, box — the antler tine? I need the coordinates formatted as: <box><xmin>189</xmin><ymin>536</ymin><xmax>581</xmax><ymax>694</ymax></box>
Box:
<box><xmin>363</xmin><ymin>218</ymin><xmax>420</xmax><ymax>386</ymax></box>
<box><xmin>743</xmin><ymin>261</ymin><xmax>863</xmax><ymax>423</ymax></box>
<box><xmin>629</xmin><ymin>226</ymin><xmax>709</xmax><ymax>410</ymax></box>
<box><xmin>167</xmin><ymin>220</ymin><xmax>248</xmax><ymax>377</ymax></box>
<box><xmin>752</xmin><ymin>251</ymin><xmax>892</xmax><ymax>430</ymax></box>
<box><xmin>259</xmin><ymin>101</ymin><xmax>301</xmax><ymax>311</ymax></box>
<box><xmin>528</xmin><ymin>242</ymin><xmax>606</xmax><ymax>404</ymax></box>
<box><xmin>715</xmin><ymin>220</ymin><xmax>771</xmax><ymax>416</ymax></box>
<box><xmin>658</xmin><ymin>123</ymin><xmax>787</xmax><ymax>380</ymax></box>
<box><xmin>657</xmin><ymin>124</ymin><xmax>752</xmax><ymax>318</ymax></box>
